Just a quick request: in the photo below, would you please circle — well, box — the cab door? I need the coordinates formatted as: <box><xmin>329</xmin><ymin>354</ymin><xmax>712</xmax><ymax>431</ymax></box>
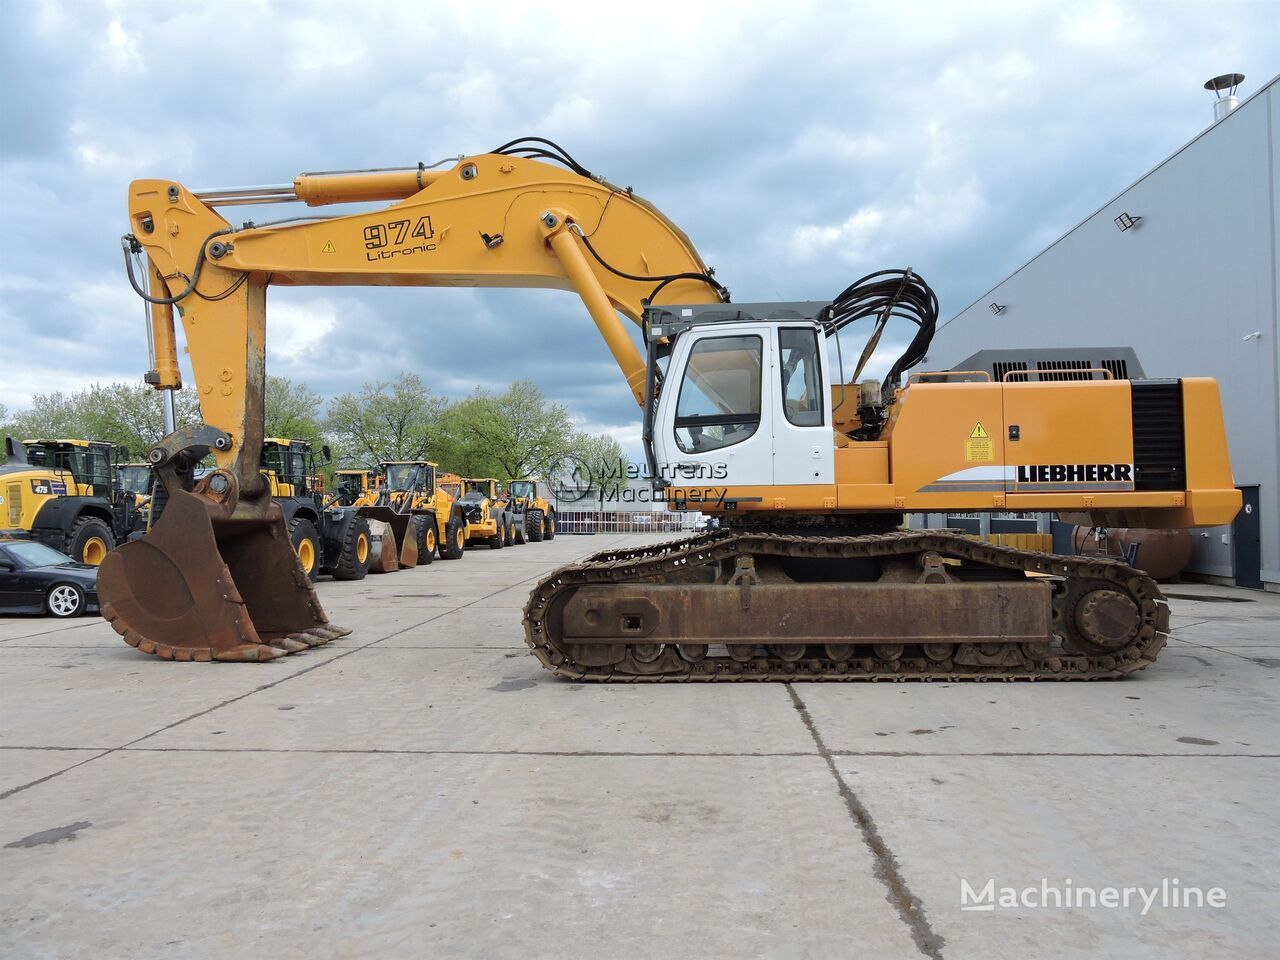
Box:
<box><xmin>654</xmin><ymin>325</ymin><xmax>773</xmax><ymax>488</ymax></box>
<box><xmin>772</xmin><ymin>325</ymin><xmax>835</xmax><ymax>486</ymax></box>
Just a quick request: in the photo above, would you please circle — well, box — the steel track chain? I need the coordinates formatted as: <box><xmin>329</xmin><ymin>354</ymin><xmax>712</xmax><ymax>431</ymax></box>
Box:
<box><xmin>522</xmin><ymin>531</ymin><xmax>1168</xmax><ymax>682</ymax></box>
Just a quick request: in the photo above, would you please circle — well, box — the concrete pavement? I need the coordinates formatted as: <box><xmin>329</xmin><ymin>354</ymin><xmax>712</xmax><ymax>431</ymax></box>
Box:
<box><xmin>1</xmin><ymin>534</ymin><xmax>1276</xmax><ymax>959</ymax></box>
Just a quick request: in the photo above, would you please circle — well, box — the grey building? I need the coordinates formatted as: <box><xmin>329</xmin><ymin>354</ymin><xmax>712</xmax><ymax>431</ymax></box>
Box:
<box><xmin>927</xmin><ymin>75</ymin><xmax>1278</xmax><ymax>590</ymax></box>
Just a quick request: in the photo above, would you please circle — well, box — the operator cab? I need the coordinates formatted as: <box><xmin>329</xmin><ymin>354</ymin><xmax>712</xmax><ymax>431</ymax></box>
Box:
<box><xmin>22</xmin><ymin>440</ymin><xmax>116</xmax><ymax>497</ymax></box>
<box><xmin>382</xmin><ymin>462</ymin><xmax>435</xmax><ymax>494</ymax></box>
<box><xmin>116</xmin><ymin>464</ymin><xmax>154</xmax><ymax>498</ymax></box>
<box><xmin>508</xmin><ymin>480</ymin><xmax>538</xmax><ymax>500</ymax></box>
<box><xmin>643</xmin><ymin>303</ymin><xmax>838</xmax><ymax>491</ymax></box>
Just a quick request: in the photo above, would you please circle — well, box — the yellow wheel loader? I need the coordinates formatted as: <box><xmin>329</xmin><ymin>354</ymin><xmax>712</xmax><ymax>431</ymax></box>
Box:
<box><xmin>441</xmin><ymin>475</ymin><xmax>515</xmax><ymax>549</ymax></box>
<box><xmin>502</xmin><ymin>479</ymin><xmax>556</xmax><ymax>544</ymax></box>
<box><xmin>102</xmin><ymin>140</ymin><xmax>1239</xmax><ymax>672</ymax></box>
<box><xmin>2</xmin><ymin>439</ymin><xmax>144</xmax><ymax>565</ymax></box>
<box><xmin>260</xmin><ymin>439</ymin><xmax>371</xmax><ymax>581</ymax></box>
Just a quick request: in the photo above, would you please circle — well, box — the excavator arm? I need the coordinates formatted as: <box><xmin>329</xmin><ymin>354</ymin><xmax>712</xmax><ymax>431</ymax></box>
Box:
<box><xmin>102</xmin><ymin>147</ymin><xmax>726</xmax><ymax>660</ymax></box>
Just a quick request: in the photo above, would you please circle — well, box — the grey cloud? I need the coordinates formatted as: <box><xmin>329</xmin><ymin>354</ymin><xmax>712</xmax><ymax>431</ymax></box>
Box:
<box><xmin>1</xmin><ymin>1</ymin><xmax>1276</xmax><ymax>447</ymax></box>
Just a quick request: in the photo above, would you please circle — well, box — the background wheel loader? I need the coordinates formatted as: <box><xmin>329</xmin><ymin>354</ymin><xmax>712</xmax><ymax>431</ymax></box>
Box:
<box><xmin>441</xmin><ymin>475</ymin><xmax>515</xmax><ymax>549</ymax></box>
<box><xmin>352</xmin><ymin>461</ymin><xmax>467</xmax><ymax>566</ymax></box>
<box><xmin>2</xmin><ymin>438</ymin><xmax>142</xmax><ymax>564</ymax></box>
<box><xmin>502</xmin><ymin>479</ymin><xmax>556</xmax><ymax>544</ymax></box>
<box><xmin>260</xmin><ymin>439</ymin><xmax>370</xmax><ymax>581</ymax></box>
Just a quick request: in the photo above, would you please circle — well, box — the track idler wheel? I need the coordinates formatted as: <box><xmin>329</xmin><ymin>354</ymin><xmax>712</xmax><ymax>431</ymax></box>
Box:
<box><xmin>1072</xmin><ymin>588</ymin><xmax>1141</xmax><ymax>654</ymax></box>
<box><xmin>98</xmin><ymin>477</ymin><xmax>347</xmax><ymax>662</ymax></box>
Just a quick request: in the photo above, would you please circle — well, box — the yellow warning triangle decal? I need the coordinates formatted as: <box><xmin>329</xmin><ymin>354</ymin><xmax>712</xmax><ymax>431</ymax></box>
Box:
<box><xmin>970</xmin><ymin>422</ymin><xmax>988</xmax><ymax>439</ymax></box>
<box><xmin>321</xmin><ymin>240</ymin><xmax>336</xmax><ymax>254</ymax></box>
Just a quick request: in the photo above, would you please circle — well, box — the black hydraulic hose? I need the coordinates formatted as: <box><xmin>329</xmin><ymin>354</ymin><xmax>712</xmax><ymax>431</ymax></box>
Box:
<box><xmin>575</xmin><ymin>228</ymin><xmax>729</xmax><ymax>304</ymax></box>
<box><xmin>121</xmin><ymin>227</ymin><xmax>235</xmax><ymax>305</ymax></box>
<box><xmin>491</xmin><ymin>137</ymin><xmax>593</xmax><ymax>178</ymax></box>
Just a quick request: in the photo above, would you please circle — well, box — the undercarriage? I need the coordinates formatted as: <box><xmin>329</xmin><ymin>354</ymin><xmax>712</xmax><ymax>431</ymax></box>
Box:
<box><xmin>523</xmin><ymin>528</ymin><xmax>1168</xmax><ymax>681</ymax></box>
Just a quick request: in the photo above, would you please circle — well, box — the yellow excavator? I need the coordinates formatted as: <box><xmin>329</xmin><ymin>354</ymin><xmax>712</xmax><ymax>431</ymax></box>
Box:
<box><xmin>100</xmin><ymin>139</ymin><xmax>1239</xmax><ymax>676</ymax></box>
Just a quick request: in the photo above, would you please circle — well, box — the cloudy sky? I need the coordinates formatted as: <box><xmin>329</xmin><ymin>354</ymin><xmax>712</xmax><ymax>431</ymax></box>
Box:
<box><xmin>1</xmin><ymin>0</ymin><xmax>1276</xmax><ymax>452</ymax></box>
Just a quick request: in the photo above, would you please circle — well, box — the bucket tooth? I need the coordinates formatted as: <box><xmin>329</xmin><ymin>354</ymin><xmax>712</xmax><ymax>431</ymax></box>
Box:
<box><xmin>98</xmin><ymin>486</ymin><xmax>345</xmax><ymax>662</ymax></box>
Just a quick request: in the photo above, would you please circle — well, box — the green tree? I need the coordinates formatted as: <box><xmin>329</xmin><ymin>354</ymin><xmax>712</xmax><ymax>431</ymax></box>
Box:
<box><xmin>566</xmin><ymin>431</ymin><xmax>629</xmax><ymax>498</ymax></box>
<box><xmin>435</xmin><ymin>380</ymin><xmax>576</xmax><ymax>481</ymax></box>
<box><xmin>264</xmin><ymin>375</ymin><xmax>325</xmax><ymax>448</ymax></box>
<box><xmin>6</xmin><ymin>382</ymin><xmax>200</xmax><ymax>458</ymax></box>
<box><xmin>325</xmin><ymin>373</ymin><xmax>447</xmax><ymax>464</ymax></box>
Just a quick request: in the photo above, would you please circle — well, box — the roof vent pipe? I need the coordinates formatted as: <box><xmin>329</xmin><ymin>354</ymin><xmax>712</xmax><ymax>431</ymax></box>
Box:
<box><xmin>1205</xmin><ymin>73</ymin><xmax>1245</xmax><ymax>123</ymax></box>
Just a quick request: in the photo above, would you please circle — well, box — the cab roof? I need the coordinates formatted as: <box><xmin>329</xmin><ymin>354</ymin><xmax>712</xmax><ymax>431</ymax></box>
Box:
<box><xmin>23</xmin><ymin>439</ymin><xmax>112</xmax><ymax>448</ymax></box>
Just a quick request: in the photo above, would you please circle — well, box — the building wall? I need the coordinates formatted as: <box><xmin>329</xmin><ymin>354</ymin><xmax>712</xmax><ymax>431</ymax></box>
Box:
<box><xmin>928</xmin><ymin>78</ymin><xmax>1279</xmax><ymax>587</ymax></box>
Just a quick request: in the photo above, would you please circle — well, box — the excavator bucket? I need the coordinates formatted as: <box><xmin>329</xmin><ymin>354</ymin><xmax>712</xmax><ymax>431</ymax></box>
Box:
<box><xmin>98</xmin><ymin>484</ymin><xmax>349</xmax><ymax>661</ymax></box>
<box><xmin>365</xmin><ymin>519</ymin><xmax>401</xmax><ymax>573</ymax></box>
<box><xmin>357</xmin><ymin>508</ymin><xmax>419</xmax><ymax>567</ymax></box>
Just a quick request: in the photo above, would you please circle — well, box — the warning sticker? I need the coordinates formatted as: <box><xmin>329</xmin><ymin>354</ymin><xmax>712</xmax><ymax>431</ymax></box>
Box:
<box><xmin>321</xmin><ymin>240</ymin><xmax>336</xmax><ymax>254</ymax></box>
<box><xmin>965</xmin><ymin>421</ymin><xmax>993</xmax><ymax>462</ymax></box>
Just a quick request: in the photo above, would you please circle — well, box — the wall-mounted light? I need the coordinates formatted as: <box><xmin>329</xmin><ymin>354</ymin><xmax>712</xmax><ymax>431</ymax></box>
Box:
<box><xmin>1242</xmin><ymin>331</ymin><xmax>1262</xmax><ymax>342</ymax></box>
<box><xmin>989</xmin><ymin>303</ymin><xmax>1006</xmax><ymax>315</ymax></box>
<box><xmin>1114</xmin><ymin>212</ymin><xmax>1142</xmax><ymax>232</ymax></box>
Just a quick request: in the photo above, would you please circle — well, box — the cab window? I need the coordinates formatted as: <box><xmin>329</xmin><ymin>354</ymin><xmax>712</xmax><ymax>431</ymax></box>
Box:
<box><xmin>385</xmin><ymin>465</ymin><xmax>421</xmax><ymax>492</ymax></box>
<box><xmin>779</xmin><ymin>328</ymin><xmax>824</xmax><ymax>427</ymax></box>
<box><xmin>674</xmin><ymin>335</ymin><xmax>763</xmax><ymax>454</ymax></box>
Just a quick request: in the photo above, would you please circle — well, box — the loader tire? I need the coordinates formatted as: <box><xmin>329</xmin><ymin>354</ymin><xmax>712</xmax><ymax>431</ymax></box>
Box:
<box><xmin>514</xmin><ymin>516</ymin><xmax>527</xmax><ymax>545</ymax></box>
<box><xmin>503</xmin><ymin>519</ymin><xmax>514</xmax><ymax>547</ymax></box>
<box><xmin>488</xmin><ymin>523</ymin><xmax>504</xmax><ymax>549</ymax></box>
<box><xmin>415</xmin><ymin>516</ymin><xmax>436</xmax><ymax>564</ymax></box>
<box><xmin>289</xmin><ymin>517</ymin><xmax>322</xmax><ymax>581</ymax></box>
<box><xmin>440</xmin><ymin>514</ymin><xmax>466</xmax><ymax>560</ymax></box>
<box><xmin>332</xmin><ymin>516</ymin><xmax>372</xmax><ymax>581</ymax></box>
<box><xmin>544</xmin><ymin>512</ymin><xmax>555</xmax><ymax>540</ymax></box>
<box><xmin>66</xmin><ymin>516</ymin><xmax>115</xmax><ymax>566</ymax></box>
<box><xmin>527</xmin><ymin>508</ymin><xmax>545</xmax><ymax>543</ymax></box>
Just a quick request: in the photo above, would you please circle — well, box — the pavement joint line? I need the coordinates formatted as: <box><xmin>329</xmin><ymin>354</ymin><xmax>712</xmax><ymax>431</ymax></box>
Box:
<box><xmin>0</xmin><ymin>621</ymin><xmax>102</xmax><ymax>644</ymax></box>
<box><xmin>1167</xmin><ymin>619</ymin><xmax>1216</xmax><ymax>631</ymax></box>
<box><xmin>0</xmin><ymin>535</ymin><xmax>633</xmax><ymax>801</ymax></box>
<box><xmin>0</xmin><ymin>750</ymin><xmax>114</xmax><ymax>801</ymax></box>
<box><xmin>0</xmin><ymin>746</ymin><xmax>819</xmax><ymax>758</ymax></box>
<box><xmin>1165</xmin><ymin>636</ymin><xmax>1280</xmax><ymax>663</ymax></box>
<box><xmin>786</xmin><ymin>684</ymin><xmax>944</xmax><ymax>960</ymax></box>
<box><xmin>4</xmin><ymin>745</ymin><xmax>1275</xmax><ymax>758</ymax></box>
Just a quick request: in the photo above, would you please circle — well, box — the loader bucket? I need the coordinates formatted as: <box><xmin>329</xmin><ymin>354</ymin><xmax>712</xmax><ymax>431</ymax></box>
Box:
<box><xmin>98</xmin><ymin>485</ymin><xmax>349</xmax><ymax>661</ymax></box>
<box><xmin>357</xmin><ymin>508</ymin><xmax>418</xmax><ymax>567</ymax></box>
<box><xmin>366</xmin><ymin>519</ymin><xmax>400</xmax><ymax>573</ymax></box>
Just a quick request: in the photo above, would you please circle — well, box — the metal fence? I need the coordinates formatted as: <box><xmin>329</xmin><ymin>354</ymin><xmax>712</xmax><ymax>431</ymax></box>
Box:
<box><xmin>554</xmin><ymin>510</ymin><xmax>705</xmax><ymax>535</ymax></box>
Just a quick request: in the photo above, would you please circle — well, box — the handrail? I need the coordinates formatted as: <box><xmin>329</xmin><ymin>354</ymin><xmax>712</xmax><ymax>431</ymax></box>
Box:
<box><xmin>906</xmin><ymin>370</ymin><xmax>992</xmax><ymax>385</ymax></box>
<box><xmin>1002</xmin><ymin>368</ymin><xmax>1115</xmax><ymax>382</ymax></box>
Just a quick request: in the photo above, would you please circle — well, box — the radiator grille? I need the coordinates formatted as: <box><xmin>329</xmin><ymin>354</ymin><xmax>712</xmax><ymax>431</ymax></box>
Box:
<box><xmin>1131</xmin><ymin>380</ymin><xmax>1186</xmax><ymax>491</ymax></box>
<box><xmin>7</xmin><ymin>482</ymin><xmax>20</xmax><ymax>526</ymax></box>
<box><xmin>1036</xmin><ymin>359</ymin><xmax>1093</xmax><ymax>381</ymax></box>
<box><xmin>993</xmin><ymin>360</ymin><xmax>1027</xmax><ymax>381</ymax></box>
<box><xmin>1102</xmin><ymin>358</ymin><xmax>1129</xmax><ymax>380</ymax></box>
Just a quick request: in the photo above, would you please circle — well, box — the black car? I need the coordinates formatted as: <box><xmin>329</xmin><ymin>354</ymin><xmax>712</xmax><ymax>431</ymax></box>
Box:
<box><xmin>0</xmin><ymin>539</ymin><xmax>99</xmax><ymax>617</ymax></box>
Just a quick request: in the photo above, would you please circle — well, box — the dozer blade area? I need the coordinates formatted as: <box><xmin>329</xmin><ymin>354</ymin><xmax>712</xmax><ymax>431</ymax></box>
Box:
<box><xmin>99</xmin><ymin>486</ymin><xmax>349</xmax><ymax>661</ymax></box>
<box><xmin>365</xmin><ymin>519</ymin><xmax>401</xmax><ymax>573</ymax></box>
<box><xmin>357</xmin><ymin>507</ymin><xmax>418</xmax><ymax>567</ymax></box>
